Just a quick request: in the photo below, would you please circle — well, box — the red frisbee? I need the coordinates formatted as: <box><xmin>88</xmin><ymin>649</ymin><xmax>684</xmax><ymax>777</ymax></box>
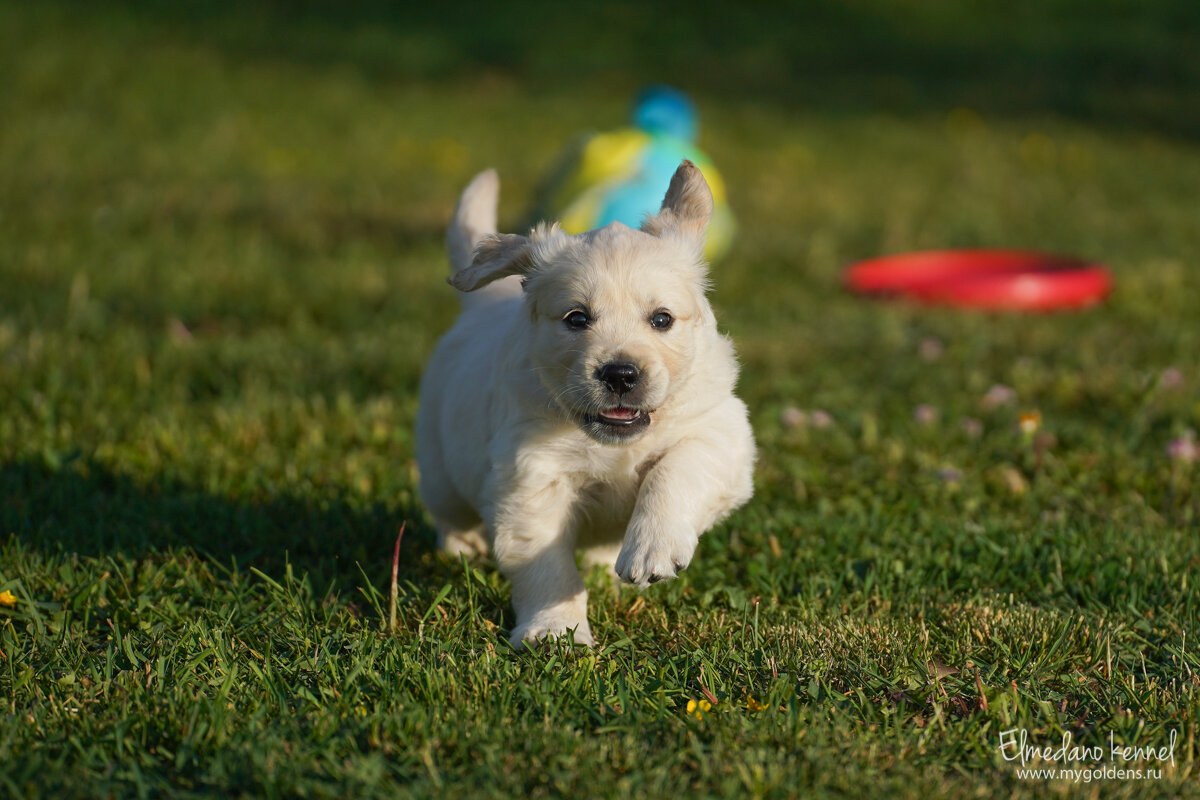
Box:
<box><xmin>844</xmin><ymin>249</ymin><xmax>1112</xmax><ymax>311</ymax></box>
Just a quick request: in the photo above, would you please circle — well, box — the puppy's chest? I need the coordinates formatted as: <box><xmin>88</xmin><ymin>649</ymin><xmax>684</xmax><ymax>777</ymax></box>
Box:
<box><xmin>571</xmin><ymin>453</ymin><xmax>660</xmax><ymax>542</ymax></box>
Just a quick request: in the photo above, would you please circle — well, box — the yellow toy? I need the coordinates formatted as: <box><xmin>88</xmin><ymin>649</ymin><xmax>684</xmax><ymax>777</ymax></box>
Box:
<box><xmin>528</xmin><ymin>87</ymin><xmax>735</xmax><ymax>261</ymax></box>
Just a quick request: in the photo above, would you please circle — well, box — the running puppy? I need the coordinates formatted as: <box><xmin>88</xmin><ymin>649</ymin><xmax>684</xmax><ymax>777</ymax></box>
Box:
<box><xmin>416</xmin><ymin>161</ymin><xmax>755</xmax><ymax>646</ymax></box>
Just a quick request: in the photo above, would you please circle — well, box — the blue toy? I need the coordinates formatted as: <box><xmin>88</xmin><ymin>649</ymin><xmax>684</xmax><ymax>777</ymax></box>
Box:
<box><xmin>528</xmin><ymin>87</ymin><xmax>735</xmax><ymax>261</ymax></box>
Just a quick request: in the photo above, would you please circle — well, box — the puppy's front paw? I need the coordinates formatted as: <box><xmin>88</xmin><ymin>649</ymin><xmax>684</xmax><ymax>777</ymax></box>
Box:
<box><xmin>508</xmin><ymin>615</ymin><xmax>595</xmax><ymax>649</ymax></box>
<box><xmin>615</xmin><ymin>521</ymin><xmax>697</xmax><ymax>588</ymax></box>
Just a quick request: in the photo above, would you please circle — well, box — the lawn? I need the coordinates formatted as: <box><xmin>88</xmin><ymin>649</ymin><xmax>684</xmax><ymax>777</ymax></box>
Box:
<box><xmin>1</xmin><ymin>1</ymin><xmax>1198</xmax><ymax>797</ymax></box>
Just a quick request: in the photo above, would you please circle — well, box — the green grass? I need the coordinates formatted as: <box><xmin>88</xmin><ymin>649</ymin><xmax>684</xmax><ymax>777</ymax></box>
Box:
<box><xmin>2</xmin><ymin>2</ymin><xmax>1199</xmax><ymax>797</ymax></box>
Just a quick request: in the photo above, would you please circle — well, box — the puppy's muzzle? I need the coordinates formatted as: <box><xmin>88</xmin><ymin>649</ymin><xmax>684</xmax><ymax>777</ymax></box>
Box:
<box><xmin>596</xmin><ymin>362</ymin><xmax>641</xmax><ymax>395</ymax></box>
<box><xmin>583</xmin><ymin>360</ymin><xmax>653</xmax><ymax>442</ymax></box>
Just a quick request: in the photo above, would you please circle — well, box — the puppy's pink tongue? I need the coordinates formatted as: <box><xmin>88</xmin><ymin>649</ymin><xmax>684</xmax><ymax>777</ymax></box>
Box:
<box><xmin>601</xmin><ymin>407</ymin><xmax>639</xmax><ymax>421</ymax></box>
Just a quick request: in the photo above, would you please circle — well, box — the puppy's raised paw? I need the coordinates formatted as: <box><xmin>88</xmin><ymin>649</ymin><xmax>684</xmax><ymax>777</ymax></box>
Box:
<box><xmin>615</xmin><ymin>520</ymin><xmax>698</xmax><ymax>588</ymax></box>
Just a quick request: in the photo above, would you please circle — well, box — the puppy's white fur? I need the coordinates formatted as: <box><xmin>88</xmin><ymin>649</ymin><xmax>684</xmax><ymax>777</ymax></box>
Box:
<box><xmin>416</xmin><ymin>161</ymin><xmax>755</xmax><ymax>646</ymax></box>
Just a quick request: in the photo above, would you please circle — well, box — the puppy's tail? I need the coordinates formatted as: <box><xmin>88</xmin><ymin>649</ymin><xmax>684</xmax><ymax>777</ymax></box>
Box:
<box><xmin>447</xmin><ymin>169</ymin><xmax>499</xmax><ymax>272</ymax></box>
<box><xmin>446</xmin><ymin>169</ymin><xmax>522</xmax><ymax>310</ymax></box>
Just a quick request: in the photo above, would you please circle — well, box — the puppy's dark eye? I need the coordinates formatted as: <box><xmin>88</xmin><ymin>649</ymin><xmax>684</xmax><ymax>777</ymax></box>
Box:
<box><xmin>649</xmin><ymin>310</ymin><xmax>674</xmax><ymax>330</ymax></box>
<box><xmin>563</xmin><ymin>310</ymin><xmax>592</xmax><ymax>330</ymax></box>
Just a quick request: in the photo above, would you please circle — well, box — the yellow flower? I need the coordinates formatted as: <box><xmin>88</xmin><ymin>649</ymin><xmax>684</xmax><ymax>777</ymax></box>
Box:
<box><xmin>686</xmin><ymin>698</ymin><xmax>713</xmax><ymax>719</ymax></box>
<box><xmin>745</xmin><ymin>697</ymin><xmax>768</xmax><ymax>712</ymax></box>
<box><xmin>1018</xmin><ymin>411</ymin><xmax>1042</xmax><ymax>436</ymax></box>
<box><xmin>0</xmin><ymin>590</ymin><xmax>16</xmax><ymax>607</ymax></box>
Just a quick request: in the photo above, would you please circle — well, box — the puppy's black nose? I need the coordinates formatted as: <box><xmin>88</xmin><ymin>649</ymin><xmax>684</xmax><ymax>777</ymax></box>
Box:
<box><xmin>596</xmin><ymin>362</ymin><xmax>640</xmax><ymax>395</ymax></box>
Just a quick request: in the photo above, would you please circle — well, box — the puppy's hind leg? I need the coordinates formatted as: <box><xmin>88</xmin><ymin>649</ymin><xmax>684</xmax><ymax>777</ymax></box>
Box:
<box><xmin>418</xmin><ymin>444</ymin><xmax>489</xmax><ymax>557</ymax></box>
<box><xmin>437</xmin><ymin>521</ymin><xmax>490</xmax><ymax>558</ymax></box>
<box><xmin>582</xmin><ymin>542</ymin><xmax>621</xmax><ymax>579</ymax></box>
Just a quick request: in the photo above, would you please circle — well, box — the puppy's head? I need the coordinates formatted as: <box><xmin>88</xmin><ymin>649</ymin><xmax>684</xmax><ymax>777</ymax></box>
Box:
<box><xmin>451</xmin><ymin>161</ymin><xmax>719</xmax><ymax>445</ymax></box>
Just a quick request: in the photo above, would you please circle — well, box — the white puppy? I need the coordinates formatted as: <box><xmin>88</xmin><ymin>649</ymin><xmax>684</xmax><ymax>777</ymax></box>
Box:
<box><xmin>416</xmin><ymin>161</ymin><xmax>755</xmax><ymax>647</ymax></box>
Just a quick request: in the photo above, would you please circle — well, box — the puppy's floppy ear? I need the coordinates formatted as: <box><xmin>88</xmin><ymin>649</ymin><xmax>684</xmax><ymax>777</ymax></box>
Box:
<box><xmin>449</xmin><ymin>233</ymin><xmax>533</xmax><ymax>292</ymax></box>
<box><xmin>641</xmin><ymin>160</ymin><xmax>713</xmax><ymax>240</ymax></box>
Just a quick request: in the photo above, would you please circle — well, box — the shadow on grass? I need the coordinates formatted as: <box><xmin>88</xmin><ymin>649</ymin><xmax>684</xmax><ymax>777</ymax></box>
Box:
<box><xmin>0</xmin><ymin>458</ymin><xmax>439</xmax><ymax>592</ymax></box>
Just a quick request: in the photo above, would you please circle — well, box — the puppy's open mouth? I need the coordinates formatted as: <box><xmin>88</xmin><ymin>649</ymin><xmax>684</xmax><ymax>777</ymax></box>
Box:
<box><xmin>582</xmin><ymin>406</ymin><xmax>652</xmax><ymax>439</ymax></box>
<box><xmin>599</xmin><ymin>407</ymin><xmax>643</xmax><ymax>425</ymax></box>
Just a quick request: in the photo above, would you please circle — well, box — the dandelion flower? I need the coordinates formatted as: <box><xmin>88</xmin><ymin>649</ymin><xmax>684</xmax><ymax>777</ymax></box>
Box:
<box><xmin>0</xmin><ymin>590</ymin><xmax>16</xmax><ymax>607</ymax></box>
<box><xmin>1018</xmin><ymin>411</ymin><xmax>1042</xmax><ymax>436</ymax></box>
